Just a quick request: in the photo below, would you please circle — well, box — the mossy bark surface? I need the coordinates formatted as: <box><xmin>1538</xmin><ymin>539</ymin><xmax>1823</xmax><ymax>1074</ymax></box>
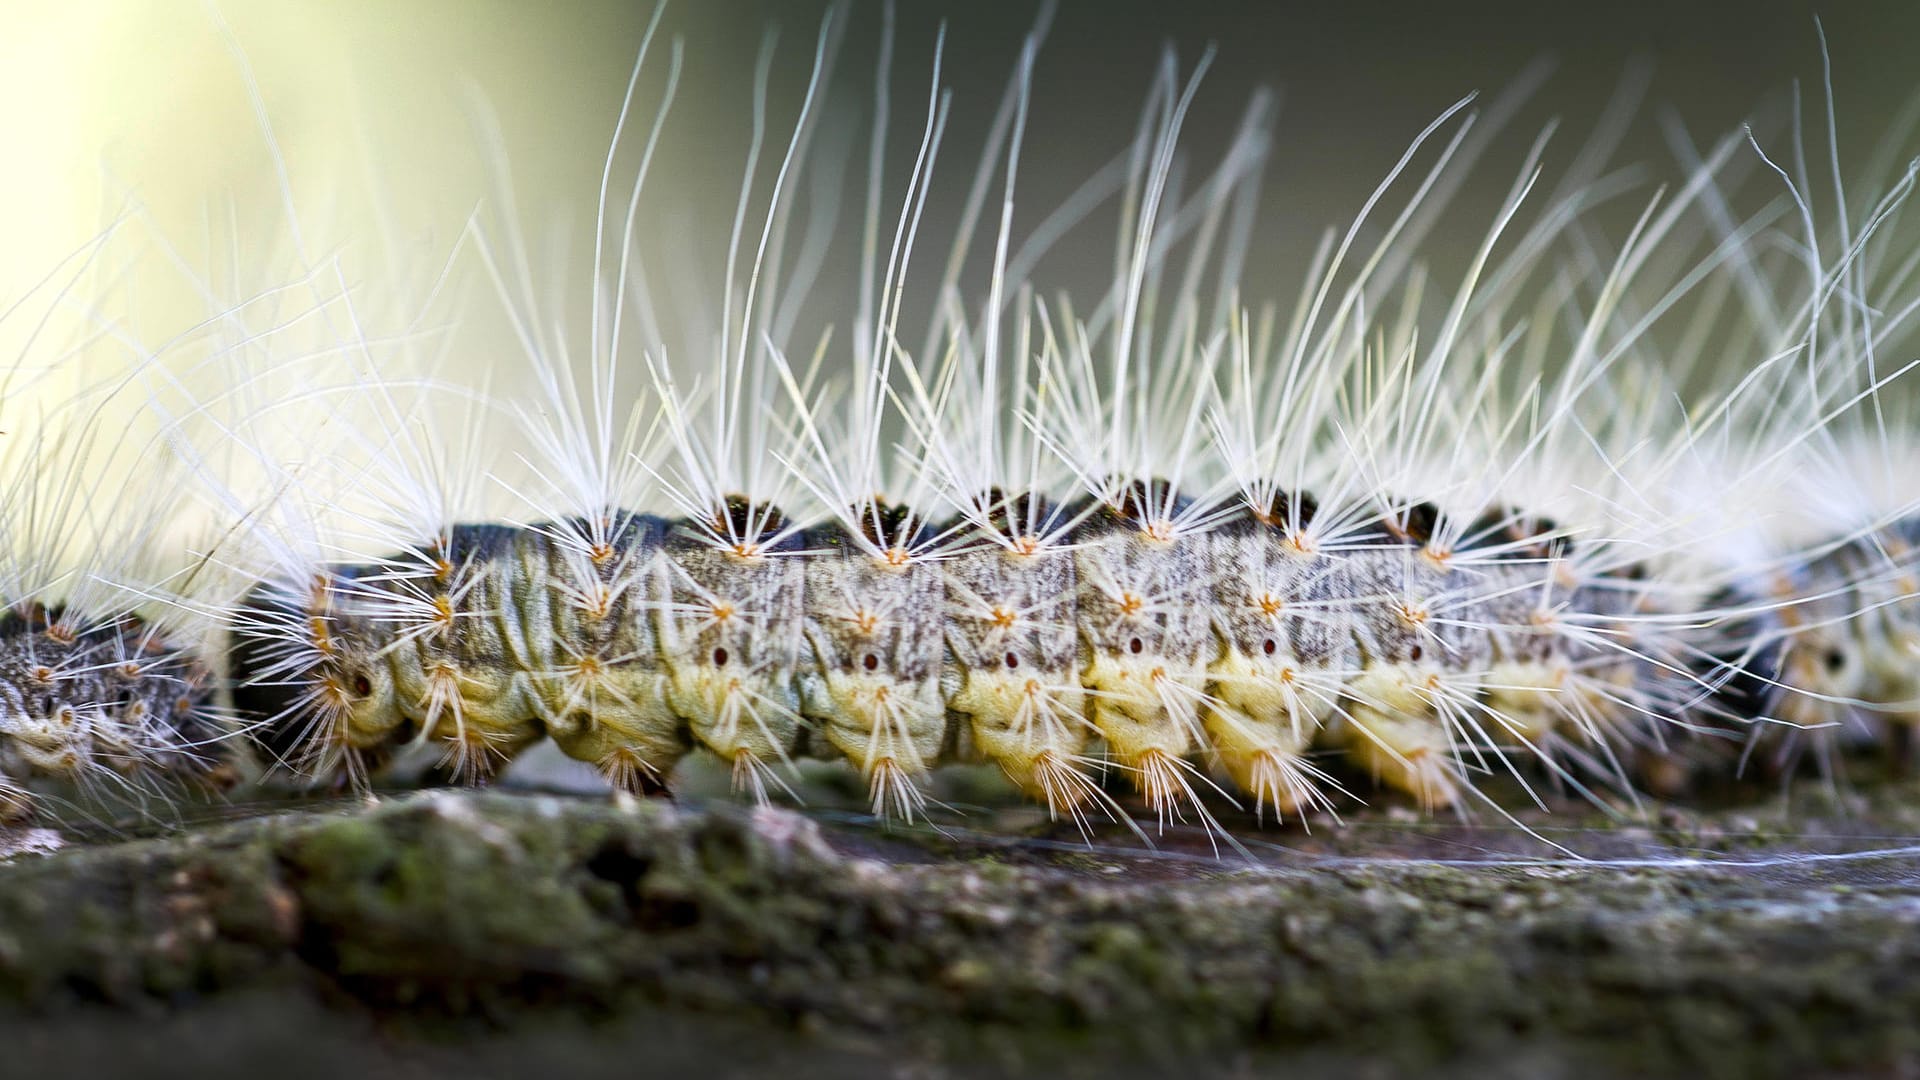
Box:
<box><xmin>3</xmin><ymin>784</ymin><xmax>1920</xmax><ymax>1078</ymax></box>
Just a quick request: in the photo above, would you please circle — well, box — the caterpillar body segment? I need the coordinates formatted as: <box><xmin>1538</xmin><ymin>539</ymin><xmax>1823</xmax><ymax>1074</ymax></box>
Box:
<box><xmin>1199</xmin><ymin>501</ymin><xmax>1354</xmax><ymax>821</ymax></box>
<box><xmin>1065</xmin><ymin>481</ymin><xmax>1229</xmax><ymax>828</ymax></box>
<box><xmin>659</xmin><ymin>500</ymin><xmax>808</xmax><ymax>801</ymax></box>
<box><xmin>938</xmin><ymin>493</ymin><xmax>1099</xmax><ymax>821</ymax></box>
<box><xmin>797</xmin><ymin>503</ymin><xmax>947</xmax><ymax>820</ymax></box>
<box><xmin>520</xmin><ymin>514</ymin><xmax>681</xmax><ymax>795</ymax></box>
<box><xmin>382</xmin><ymin>524</ymin><xmax>551</xmax><ymax>784</ymax></box>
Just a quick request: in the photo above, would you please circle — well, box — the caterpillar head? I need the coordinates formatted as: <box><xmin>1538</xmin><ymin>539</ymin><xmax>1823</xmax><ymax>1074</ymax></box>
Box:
<box><xmin>230</xmin><ymin>571</ymin><xmax>406</xmax><ymax>781</ymax></box>
<box><xmin>0</xmin><ymin>678</ymin><xmax>96</xmax><ymax>778</ymax></box>
<box><xmin>0</xmin><ymin>613</ymin><xmax>111</xmax><ymax>780</ymax></box>
<box><xmin>1773</xmin><ymin>630</ymin><xmax>1871</xmax><ymax>735</ymax></box>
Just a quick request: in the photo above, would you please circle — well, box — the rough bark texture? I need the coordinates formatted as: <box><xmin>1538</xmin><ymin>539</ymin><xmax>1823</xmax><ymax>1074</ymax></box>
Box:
<box><xmin>2</xmin><ymin>782</ymin><xmax>1919</xmax><ymax>1078</ymax></box>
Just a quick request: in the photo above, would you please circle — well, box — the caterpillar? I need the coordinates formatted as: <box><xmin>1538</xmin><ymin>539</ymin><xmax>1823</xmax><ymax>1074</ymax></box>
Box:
<box><xmin>7</xmin><ymin>3</ymin><xmax>1918</xmax><ymax>850</ymax></box>
<box><xmin>135</xmin><ymin>5</ymin><xmax>1913</xmax><ymax>854</ymax></box>
<box><xmin>0</xmin><ymin>229</ymin><xmax>233</xmax><ymax>823</ymax></box>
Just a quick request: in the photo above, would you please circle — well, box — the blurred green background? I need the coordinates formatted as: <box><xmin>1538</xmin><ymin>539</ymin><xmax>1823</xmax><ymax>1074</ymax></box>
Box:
<box><xmin>6</xmin><ymin>0</ymin><xmax>1915</xmax><ymax>301</ymax></box>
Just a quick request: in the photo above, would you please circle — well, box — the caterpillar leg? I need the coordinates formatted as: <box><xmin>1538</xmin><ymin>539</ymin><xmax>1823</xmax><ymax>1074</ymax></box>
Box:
<box><xmin>542</xmin><ymin>684</ymin><xmax>689</xmax><ymax>797</ymax></box>
<box><xmin>954</xmin><ymin>671</ymin><xmax>1093</xmax><ymax>803</ymax></box>
<box><xmin>800</xmin><ymin>668</ymin><xmax>944</xmax><ymax>821</ymax></box>
<box><xmin>1343</xmin><ymin>664</ymin><xmax>1466</xmax><ymax>810</ymax></box>
<box><xmin>1202</xmin><ymin>699</ymin><xmax>1342</xmax><ymax>823</ymax></box>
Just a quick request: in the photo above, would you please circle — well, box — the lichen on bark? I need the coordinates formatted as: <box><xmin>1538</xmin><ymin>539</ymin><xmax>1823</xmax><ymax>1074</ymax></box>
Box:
<box><xmin>1</xmin><ymin>783</ymin><xmax>1919</xmax><ymax>1077</ymax></box>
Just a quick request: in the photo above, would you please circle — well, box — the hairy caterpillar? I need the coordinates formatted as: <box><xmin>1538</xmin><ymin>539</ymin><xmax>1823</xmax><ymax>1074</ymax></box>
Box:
<box><xmin>9</xmin><ymin>4</ymin><xmax>1918</xmax><ymax>851</ymax></box>
<box><xmin>126</xmin><ymin>5</ymin><xmax>1903</xmax><ymax>857</ymax></box>
<box><xmin>0</xmin><ymin>231</ymin><xmax>234</xmax><ymax>822</ymax></box>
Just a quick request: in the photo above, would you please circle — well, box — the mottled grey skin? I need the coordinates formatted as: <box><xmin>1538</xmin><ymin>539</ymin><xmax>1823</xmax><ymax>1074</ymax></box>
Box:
<box><xmin>379</xmin><ymin>525</ymin><xmax>548</xmax><ymax>777</ymax></box>
<box><xmin>1204</xmin><ymin>516</ymin><xmax>1357</xmax><ymax>672</ymax></box>
<box><xmin>0</xmin><ymin>604</ymin><xmax>217</xmax><ymax>815</ymax></box>
<box><xmin>1477</xmin><ymin>564</ymin><xmax>1562</xmax><ymax>664</ymax></box>
<box><xmin>797</xmin><ymin>523</ymin><xmax>948</xmax><ymax>786</ymax></box>
<box><xmin>1070</xmin><ymin>512</ymin><xmax>1215</xmax><ymax>669</ymax></box>
<box><xmin>1339</xmin><ymin>546</ymin><xmax>1478</xmax><ymax>667</ymax></box>
<box><xmin>527</xmin><ymin>516</ymin><xmax>686</xmax><ymax>787</ymax></box>
<box><xmin>1066</xmin><ymin>492</ymin><xmax>1218</xmax><ymax>787</ymax></box>
<box><xmin>940</xmin><ymin>542</ymin><xmax>1079</xmax><ymax>679</ymax></box>
<box><xmin>656</xmin><ymin>517</ymin><xmax>807</xmax><ymax>777</ymax></box>
<box><xmin>934</xmin><ymin>500</ymin><xmax>1095</xmax><ymax>802</ymax></box>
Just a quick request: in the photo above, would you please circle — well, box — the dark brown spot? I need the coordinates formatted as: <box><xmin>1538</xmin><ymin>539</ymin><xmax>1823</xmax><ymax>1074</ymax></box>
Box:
<box><xmin>851</xmin><ymin>497</ymin><xmax>921</xmax><ymax>552</ymax></box>
<box><xmin>1263</xmin><ymin>638</ymin><xmax>1277</xmax><ymax>657</ymax></box>
<box><xmin>1128</xmin><ymin>637</ymin><xmax>1144</xmax><ymax>655</ymax></box>
<box><xmin>712</xmin><ymin>647</ymin><xmax>729</xmax><ymax>668</ymax></box>
<box><xmin>981</xmin><ymin>488</ymin><xmax>1059</xmax><ymax>541</ymax></box>
<box><xmin>1005</xmin><ymin>652</ymin><xmax>1019</xmax><ymax>670</ymax></box>
<box><xmin>1250</xmin><ymin>489</ymin><xmax>1320</xmax><ymax>531</ymax></box>
<box><xmin>714</xmin><ymin>495</ymin><xmax>787</xmax><ymax>546</ymax></box>
<box><xmin>862</xmin><ymin>653</ymin><xmax>880</xmax><ymax>673</ymax></box>
<box><xmin>1403</xmin><ymin>501</ymin><xmax>1441</xmax><ymax>545</ymax></box>
<box><xmin>1108</xmin><ymin>477</ymin><xmax>1186</xmax><ymax>528</ymax></box>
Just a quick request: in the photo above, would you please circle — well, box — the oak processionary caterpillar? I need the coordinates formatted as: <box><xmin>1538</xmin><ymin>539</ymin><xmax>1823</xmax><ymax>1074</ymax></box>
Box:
<box><xmin>0</xmin><ymin>233</ymin><xmax>230</xmax><ymax>822</ymax></box>
<box><xmin>9</xmin><ymin>5</ymin><xmax>1920</xmax><ymax>852</ymax></box>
